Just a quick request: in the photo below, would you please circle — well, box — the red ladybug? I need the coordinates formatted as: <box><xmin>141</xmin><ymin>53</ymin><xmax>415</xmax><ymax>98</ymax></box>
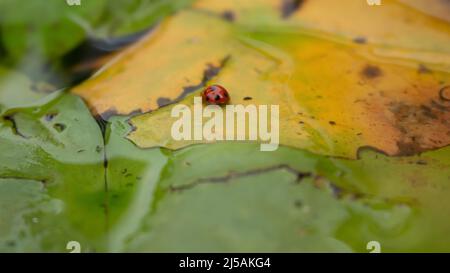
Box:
<box><xmin>202</xmin><ymin>85</ymin><xmax>230</xmax><ymax>105</ymax></box>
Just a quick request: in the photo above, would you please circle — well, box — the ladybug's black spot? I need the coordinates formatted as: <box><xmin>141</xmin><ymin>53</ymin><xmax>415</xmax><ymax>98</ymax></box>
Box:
<box><xmin>214</xmin><ymin>95</ymin><xmax>220</xmax><ymax>100</ymax></box>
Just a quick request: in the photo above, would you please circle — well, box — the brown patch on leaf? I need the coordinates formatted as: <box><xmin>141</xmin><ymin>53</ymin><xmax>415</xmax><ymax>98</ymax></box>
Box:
<box><xmin>361</xmin><ymin>65</ymin><xmax>382</xmax><ymax>79</ymax></box>
<box><xmin>388</xmin><ymin>97</ymin><xmax>450</xmax><ymax>156</ymax></box>
<box><xmin>395</xmin><ymin>140</ymin><xmax>427</xmax><ymax>156</ymax></box>
<box><xmin>359</xmin><ymin>83</ymin><xmax>450</xmax><ymax>157</ymax></box>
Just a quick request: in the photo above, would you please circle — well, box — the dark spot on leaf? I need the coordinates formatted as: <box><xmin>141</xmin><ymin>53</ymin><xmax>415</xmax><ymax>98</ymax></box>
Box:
<box><xmin>329</xmin><ymin>121</ymin><xmax>336</xmax><ymax>125</ymax></box>
<box><xmin>96</xmin><ymin>146</ymin><xmax>102</xmax><ymax>153</ymax></box>
<box><xmin>44</xmin><ymin>112</ymin><xmax>58</xmax><ymax>121</ymax></box>
<box><xmin>329</xmin><ymin>183</ymin><xmax>343</xmax><ymax>198</ymax></box>
<box><xmin>221</xmin><ymin>10</ymin><xmax>236</xmax><ymax>22</ymax></box>
<box><xmin>416</xmin><ymin>160</ymin><xmax>427</xmax><ymax>165</ymax></box>
<box><xmin>418</xmin><ymin>64</ymin><xmax>432</xmax><ymax>74</ymax></box>
<box><xmin>53</xmin><ymin>123</ymin><xmax>66</xmax><ymax>132</ymax></box>
<box><xmin>294</xmin><ymin>200</ymin><xmax>303</xmax><ymax>208</ymax></box>
<box><xmin>353</xmin><ymin>36</ymin><xmax>367</xmax><ymax>44</ymax></box>
<box><xmin>243</xmin><ymin>96</ymin><xmax>252</xmax><ymax>100</ymax></box>
<box><xmin>281</xmin><ymin>0</ymin><xmax>305</xmax><ymax>18</ymax></box>
<box><xmin>77</xmin><ymin>149</ymin><xmax>85</xmax><ymax>153</ymax></box>
<box><xmin>361</xmin><ymin>65</ymin><xmax>382</xmax><ymax>79</ymax></box>
<box><xmin>296</xmin><ymin>172</ymin><xmax>312</xmax><ymax>182</ymax></box>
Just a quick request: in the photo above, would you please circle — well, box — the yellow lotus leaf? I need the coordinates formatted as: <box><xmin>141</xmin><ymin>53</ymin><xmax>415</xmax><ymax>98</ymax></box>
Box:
<box><xmin>71</xmin><ymin>0</ymin><xmax>450</xmax><ymax>158</ymax></box>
